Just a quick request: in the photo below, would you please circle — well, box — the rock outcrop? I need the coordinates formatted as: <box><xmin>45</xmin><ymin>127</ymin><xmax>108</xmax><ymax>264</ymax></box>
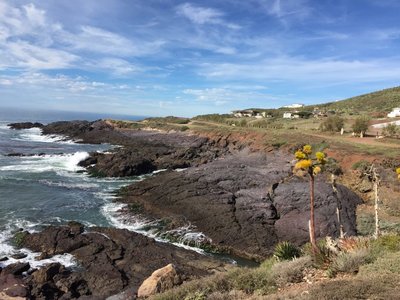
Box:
<box><xmin>7</xmin><ymin>122</ymin><xmax>43</xmax><ymax>130</ymax></box>
<box><xmin>19</xmin><ymin>223</ymin><xmax>225</xmax><ymax>299</ymax></box>
<box><xmin>120</xmin><ymin>150</ymin><xmax>363</xmax><ymax>260</ymax></box>
<box><xmin>0</xmin><ymin>272</ymin><xmax>29</xmax><ymax>299</ymax></box>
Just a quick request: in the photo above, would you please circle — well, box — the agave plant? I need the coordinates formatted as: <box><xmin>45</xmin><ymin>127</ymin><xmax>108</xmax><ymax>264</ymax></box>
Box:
<box><xmin>274</xmin><ymin>241</ymin><xmax>301</xmax><ymax>261</ymax></box>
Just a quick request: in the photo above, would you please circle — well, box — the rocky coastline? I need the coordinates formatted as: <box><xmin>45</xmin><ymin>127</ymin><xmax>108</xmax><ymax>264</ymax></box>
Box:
<box><xmin>2</xmin><ymin>120</ymin><xmax>364</xmax><ymax>299</ymax></box>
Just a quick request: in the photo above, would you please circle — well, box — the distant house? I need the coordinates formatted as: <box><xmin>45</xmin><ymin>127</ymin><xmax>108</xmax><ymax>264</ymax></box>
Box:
<box><xmin>283</xmin><ymin>111</ymin><xmax>301</xmax><ymax>119</ymax></box>
<box><xmin>232</xmin><ymin>110</ymin><xmax>255</xmax><ymax>117</ymax></box>
<box><xmin>388</xmin><ymin>108</ymin><xmax>400</xmax><ymax>118</ymax></box>
<box><xmin>313</xmin><ymin>108</ymin><xmax>328</xmax><ymax>118</ymax></box>
<box><xmin>283</xmin><ymin>112</ymin><xmax>292</xmax><ymax>119</ymax></box>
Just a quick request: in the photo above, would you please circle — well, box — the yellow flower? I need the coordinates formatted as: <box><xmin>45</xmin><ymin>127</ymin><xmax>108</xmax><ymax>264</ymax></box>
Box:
<box><xmin>303</xmin><ymin>144</ymin><xmax>312</xmax><ymax>154</ymax></box>
<box><xmin>396</xmin><ymin>167</ymin><xmax>400</xmax><ymax>175</ymax></box>
<box><xmin>295</xmin><ymin>150</ymin><xmax>306</xmax><ymax>160</ymax></box>
<box><xmin>295</xmin><ymin>159</ymin><xmax>312</xmax><ymax>170</ymax></box>
<box><xmin>313</xmin><ymin>166</ymin><xmax>322</xmax><ymax>175</ymax></box>
<box><xmin>315</xmin><ymin>151</ymin><xmax>325</xmax><ymax>161</ymax></box>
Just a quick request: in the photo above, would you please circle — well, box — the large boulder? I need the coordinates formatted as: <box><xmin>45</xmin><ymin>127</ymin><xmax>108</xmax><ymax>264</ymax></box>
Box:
<box><xmin>272</xmin><ymin>177</ymin><xmax>363</xmax><ymax>245</ymax></box>
<box><xmin>137</xmin><ymin>264</ymin><xmax>181</xmax><ymax>298</ymax></box>
<box><xmin>119</xmin><ymin>150</ymin><xmax>363</xmax><ymax>260</ymax></box>
<box><xmin>0</xmin><ymin>273</ymin><xmax>29</xmax><ymax>299</ymax></box>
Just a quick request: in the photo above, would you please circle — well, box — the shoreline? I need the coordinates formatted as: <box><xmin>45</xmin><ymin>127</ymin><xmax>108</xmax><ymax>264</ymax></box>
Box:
<box><xmin>1</xmin><ymin>119</ymin><xmax>363</xmax><ymax>299</ymax></box>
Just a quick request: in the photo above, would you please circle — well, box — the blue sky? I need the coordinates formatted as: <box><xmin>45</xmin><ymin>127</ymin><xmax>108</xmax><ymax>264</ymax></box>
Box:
<box><xmin>1</xmin><ymin>0</ymin><xmax>400</xmax><ymax>117</ymax></box>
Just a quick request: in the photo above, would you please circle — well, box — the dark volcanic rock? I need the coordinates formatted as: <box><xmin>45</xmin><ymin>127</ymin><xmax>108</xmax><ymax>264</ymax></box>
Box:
<box><xmin>21</xmin><ymin>224</ymin><xmax>225</xmax><ymax>299</ymax></box>
<box><xmin>8</xmin><ymin>122</ymin><xmax>43</xmax><ymax>129</ymax></box>
<box><xmin>0</xmin><ymin>273</ymin><xmax>29</xmax><ymax>298</ymax></box>
<box><xmin>42</xmin><ymin>120</ymin><xmax>228</xmax><ymax>177</ymax></box>
<box><xmin>42</xmin><ymin>120</ymin><xmax>119</xmax><ymax>144</ymax></box>
<box><xmin>120</xmin><ymin>150</ymin><xmax>363</xmax><ymax>260</ymax></box>
<box><xmin>121</xmin><ymin>150</ymin><xmax>291</xmax><ymax>260</ymax></box>
<box><xmin>2</xmin><ymin>262</ymin><xmax>30</xmax><ymax>276</ymax></box>
<box><xmin>272</xmin><ymin>177</ymin><xmax>362</xmax><ymax>245</ymax></box>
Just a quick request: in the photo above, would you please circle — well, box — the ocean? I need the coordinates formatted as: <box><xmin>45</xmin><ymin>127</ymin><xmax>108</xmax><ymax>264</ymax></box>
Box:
<box><xmin>0</xmin><ymin>108</ymin><xmax>252</xmax><ymax>268</ymax></box>
<box><xmin>0</xmin><ymin>108</ymin><xmax>159</xmax><ymax>268</ymax></box>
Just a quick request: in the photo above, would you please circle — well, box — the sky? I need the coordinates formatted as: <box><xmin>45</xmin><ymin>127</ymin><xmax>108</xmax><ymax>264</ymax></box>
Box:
<box><xmin>0</xmin><ymin>0</ymin><xmax>400</xmax><ymax>117</ymax></box>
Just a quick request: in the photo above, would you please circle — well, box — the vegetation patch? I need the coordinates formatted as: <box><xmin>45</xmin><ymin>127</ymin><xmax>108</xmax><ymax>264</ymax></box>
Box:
<box><xmin>13</xmin><ymin>231</ymin><xmax>29</xmax><ymax>248</ymax></box>
<box><xmin>273</xmin><ymin>241</ymin><xmax>301</xmax><ymax>261</ymax></box>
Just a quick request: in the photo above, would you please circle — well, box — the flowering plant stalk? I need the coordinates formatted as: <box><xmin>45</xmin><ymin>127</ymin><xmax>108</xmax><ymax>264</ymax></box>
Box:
<box><xmin>294</xmin><ymin>144</ymin><xmax>327</xmax><ymax>254</ymax></box>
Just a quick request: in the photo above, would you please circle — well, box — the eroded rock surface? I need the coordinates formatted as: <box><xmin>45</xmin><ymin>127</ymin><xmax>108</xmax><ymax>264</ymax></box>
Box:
<box><xmin>120</xmin><ymin>150</ymin><xmax>363</xmax><ymax>260</ymax></box>
<box><xmin>20</xmin><ymin>224</ymin><xmax>225</xmax><ymax>299</ymax></box>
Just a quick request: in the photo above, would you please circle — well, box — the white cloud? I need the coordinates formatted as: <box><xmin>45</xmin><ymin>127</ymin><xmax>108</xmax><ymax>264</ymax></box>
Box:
<box><xmin>58</xmin><ymin>25</ymin><xmax>165</xmax><ymax>57</ymax></box>
<box><xmin>176</xmin><ymin>3</ymin><xmax>240</xmax><ymax>29</ymax></box>
<box><xmin>0</xmin><ymin>72</ymin><xmax>111</xmax><ymax>93</ymax></box>
<box><xmin>259</xmin><ymin>0</ymin><xmax>311</xmax><ymax>21</ymax></box>
<box><xmin>0</xmin><ymin>78</ymin><xmax>12</xmax><ymax>85</ymax></box>
<box><xmin>182</xmin><ymin>87</ymin><xmax>273</xmax><ymax>106</ymax></box>
<box><xmin>0</xmin><ymin>1</ymin><xmax>164</xmax><ymax>73</ymax></box>
<box><xmin>23</xmin><ymin>3</ymin><xmax>46</xmax><ymax>27</ymax></box>
<box><xmin>370</xmin><ymin>29</ymin><xmax>400</xmax><ymax>40</ymax></box>
<box><xmin>198</xmin><ymin>57</ymin><xmax>400</xmax><ymax>85</ymax></box>
<box><xmin>87</xmin><ymin>58</ymin><xmax>140</xmax><ymax>75</ymax></box>
<box><xmin>1</xmin><ymin>41</ymin><xmax>78</xmax><ymax>69</ymax></box>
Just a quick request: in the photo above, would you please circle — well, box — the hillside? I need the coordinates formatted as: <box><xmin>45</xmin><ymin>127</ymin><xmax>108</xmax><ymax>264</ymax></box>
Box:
<box><xmin>307</xmin><ymin>86</ymin><xmax>400</xmax><ymax>114</ymax></box>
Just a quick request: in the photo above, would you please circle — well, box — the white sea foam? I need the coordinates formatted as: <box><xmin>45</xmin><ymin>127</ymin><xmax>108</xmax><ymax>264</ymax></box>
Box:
<box><xmin>0</xmin><ymin>152</ymin><xmax>89</xmax><ymax>173</ymax></box>
<box><xmin>101</xmin><ymin>202</ymin><xmax>208</xmax><ymax>254</ymax></box>
<box><xmin>39</xmin><ymin>180</ymin><xmax>99</xmax><ymax>190</ymax></box>
<box><xmin>12</xmin><ymin>128</ymin><xmax>76</xmax><ymax>144</ymax></box>
<box><xmin>0</xmin><ymin>220</ymin><xmax>76</xmax><ymax>269</ymax></box>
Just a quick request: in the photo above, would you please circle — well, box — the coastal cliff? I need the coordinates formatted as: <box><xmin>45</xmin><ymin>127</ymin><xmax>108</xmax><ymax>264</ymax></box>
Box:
<box><xmin>4</xmin><ymin>120</ymin><xmax>364</xmax><ymax>299</ymax></box>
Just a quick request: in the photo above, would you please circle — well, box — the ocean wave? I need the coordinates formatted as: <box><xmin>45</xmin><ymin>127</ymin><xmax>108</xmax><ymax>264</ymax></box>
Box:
<box><xmin>0</xmin><ymin>220</ymin><xmax>76</xmax><ymax>269</ymax></box>
<box><xmin>12</xmin><ymin>128</ymin><xmax>77</xmax><ymax>144</ymax></box>
<box><xmin>39</xmin><ymin>179</ymin><xmax>99</xmax><ymax>190</ymax></box>
<box><xmin>0</xmin><ymin>151</ymin><xmax>89</xmax><ymax>173</ymax></box>
<box><xmin>101</xmin><ymin>202</ymin><xmax>208</xmax><ymax>254</ymax></box>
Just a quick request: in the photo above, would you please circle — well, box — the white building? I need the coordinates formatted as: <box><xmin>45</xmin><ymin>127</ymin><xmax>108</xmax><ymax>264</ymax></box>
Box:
<box><xmin>387</xmin><ymin>108</ymin><xmax>400</xmax><ymax>118</ymax></box>
<box><xmin>283</xmin><ymin>112</ymin><xmax>292</xmax><ymax>118</ymax></box>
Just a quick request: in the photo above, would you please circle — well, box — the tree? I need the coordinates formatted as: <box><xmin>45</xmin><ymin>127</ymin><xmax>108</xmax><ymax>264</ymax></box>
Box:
<box><xmin>382</xmin><ymin>123</ymin><xmax>398</xmax><ymax>137</ymax></box>
<box><xmin>294</xmin><ymin>145</ymin><xmax>327</xmax><ymax>254</ymax></box>
<box><xmin>352</xmin><ymin>116</ymin><xmax>370</xmax><ymax>136</ymax></box>
<box><xmin>319</xmin><ymin>116</ymin><xmax>344</xmax><ymax>132</ymax></box>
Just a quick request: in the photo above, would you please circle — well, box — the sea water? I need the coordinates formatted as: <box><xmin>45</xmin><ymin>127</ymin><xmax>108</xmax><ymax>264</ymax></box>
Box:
<box><xmin>0</xmin><ymin>109</ymin><xmax>150</xmax><ymax>267</ymax></box>
<box><xmin>0</xmin><ymin>109</ymin><xmax>223</xmax><ymax>269</ymax></box>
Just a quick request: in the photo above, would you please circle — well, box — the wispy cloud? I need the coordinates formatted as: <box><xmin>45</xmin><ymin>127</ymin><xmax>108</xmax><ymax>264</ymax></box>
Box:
<box><xmin>176</xmin><ymin>3</ymin><xmax>240</xmax><ymax>29</ymax></box>
<box><xmin>58</xmin><ymin>25</ymin><xmax>166</xmax><ymax>57</ymax></box>
<box><xmin>259</xmin><ymin>0</ymin><xmax>311</xmax><ymax>20</ymax></box>
<box><xmin>198</xmin><ymin>57</ymin><xmax>400</xmax><ymax>85</ymax></box>
<box><xmin>1</xmin><ymin>41</ymin><xmax>78</xmax><ymax>70</ymax></box>
<box><xmin>182</xmin><ymin>87</ymin><xmax>278</xmax><ymax>107</ymax></box>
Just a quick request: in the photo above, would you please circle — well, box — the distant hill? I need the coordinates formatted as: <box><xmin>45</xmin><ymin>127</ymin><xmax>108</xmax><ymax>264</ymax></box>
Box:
<box><xmin>308</xmin><ymin>86</ymin><xmax>400</xmax><ymax>113</ymax></box>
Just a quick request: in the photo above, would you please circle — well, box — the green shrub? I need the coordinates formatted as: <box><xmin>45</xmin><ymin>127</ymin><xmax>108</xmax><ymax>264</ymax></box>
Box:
<box><xmin>327</xmin><ymin>248</ymin><xmax>371</xmax><ymax>277</ymax></box>
<box><xmin>382</xmin><ymin>123</ymin><xmax>399</xmax><ymax>137</ymax></box>
<box><xmin>273</xmin><ymin>241</ymin><xmax>301</xmax><ymax>261</ymax></box>
<box><xmin>351</xmin><ymin>160</ymin><xmax>371</xmax><ymax>171</ymax></box>
<box><xmin>358</xmin><ymin>251</ymin><xmax>400</xmax><ymax>276</ymax></box>
<box><xmin>302</xmin><ymin>240</ymin><xmax>334</xmax><ymax>267</ymax></box>
<box><xmin>370</xmin><ymin>234</ymin><xmax>400</xmax><ymax>255</ymax></box>
<box><xmin>270</xmin><ymin>256</ymin><xmax>312</xmax><ymax>286</ymax></box>
<box><xmin>319</xmin><ymin>115</ymin><xmax>345</xmax><ymax>132</ymax></box>
<box><xmin>180</xmin><ymin>126</ymin><xmax>189</xmax><ymax>131</ymax></box>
